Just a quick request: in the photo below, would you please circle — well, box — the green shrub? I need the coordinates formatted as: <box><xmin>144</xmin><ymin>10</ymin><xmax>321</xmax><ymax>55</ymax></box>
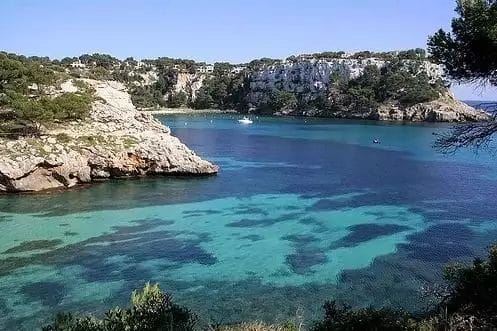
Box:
<box><xmin>167</xmin><ymin>91</ymin><xmax>188</xmax><ymax>108</ymax></box>
<box><xmin>56</xmin><ymin>133</ymin><xmax>71</xmax><ymax>143</ymax></box>
<box><xmin>72</xmin><ymin>80</ymin><xmax>96</xmax><ymax>95</ymax></box>
<box><xmin>192</xmin><ymin>88</ymin><xmax>215</xmax><ymax>109</ymax></box>
<box><xmin>443</xmin><ymin>245</ymin><xmax>497</xmax><ymax>326</ymax></box>
<box><xmin>0</xmin><ymin>119</ymin><xmax>41</xmax><ymax>138</ymax></box>
<box><xmin>330</xmin><ymin>61</ymin><xmax>443</xmax><ymax>113</ymax></box>
<box><xmin>267</xmin><ymin>89</ymin><xmax>298</xmax><ymax>112</ymax></box>
<box><xmin>10</xmin><ymin>92</ymin><xmax>92</xmax><ymax>122</ymax></box>
<box><xmin>42</xmin><ymin>283</ymin><xmax>197</xmax><ymax>331</ymax></box>
<box><xmin>129</xmin><ymin>86</ymin><xmax>165</xmax><ymax>109</ymax></box>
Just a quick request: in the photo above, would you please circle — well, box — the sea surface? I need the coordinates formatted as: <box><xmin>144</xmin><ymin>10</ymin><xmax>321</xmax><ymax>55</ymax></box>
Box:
<box><xmin>1</xmin><ymin>115</ymin><xmax>497</xmax><ymax>330</ymax></box>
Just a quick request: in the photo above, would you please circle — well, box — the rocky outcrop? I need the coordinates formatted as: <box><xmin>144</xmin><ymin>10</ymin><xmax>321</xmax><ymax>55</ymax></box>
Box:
<box><xmin>94</xmin><ymin>54</ymin><xmax>486</xmax><ymax>122</ymax></box>
<box><xmin>174</xmin><ymin>72</ymin><xmax>205</xmax><ymax>99</ymax></box>
<box><xmin>244</xmin><ymin>60</ymin><xmax>488</xmax><ymax>122</ymax></box>
<box><xmin>0</xmin><ymin>80</ymin><xmax>217</xmax><ymax>193</ymax></box>
<box><xmin>376</xmin><ymin>94</ymin><xmax>489</xmax><ymax>122</ymax></box>
<box><xmin>274</xmin><ymin>92</ymin><xmax>488</xmax><ymax>122</ymax></box>
<box><xmin>245</xmin><ymin>59</ymin><xmax>443</xmax><ymax>103</ymax></box>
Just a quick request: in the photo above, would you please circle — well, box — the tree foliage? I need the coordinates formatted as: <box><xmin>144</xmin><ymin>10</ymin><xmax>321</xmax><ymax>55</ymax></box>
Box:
<box><xmin>129</xmin><ymin>85</ymin><xmax>164</xmax><ymax>109</ymax></box>
<box><xmin>428</xmin><ymin>0</ymin><xmax>497</xmax><ymax>84</ymax></box>
<box><xmin>0</xmin><ymin>52</ymin><xmax>57</xmax><ymax>99</ymax></box>
<box><xmin>0</xmin><ymin>52</ymin><xmax>86</xmax><ymax>114</ymax></box>
<box><xmin>79</xmin><ymin>53</ymin><xmax>119</xmax><ymax>70</ymax></box>
<box><xmin>0</xmin><ymin>53</ymin><xmax>94</xmax><ymax>137</ymax></box>
<box><xmin>311</xmin><ymin>301</ymin><xmax>413</xmax><ymax>331</ymax></box>
<box><xmin>192</xmin><ymin>65</ymin><xmax>246</xmax><ymax>110</ymax></box>
<box><xmin>443</xmin><ymin>244</ymin><xmax>497</xmax><ymax>324</ymax></box>
<box><xmin>266</xmin><ymin>89</ymin><xmax>298</xmax><ymax>112</ymax></box>
<box><xmin>327</xmin><ymin>61</ymin><xmax>443</xmax><ymax>116</ymax></box>
<box><xmin>428</xmin><ymin>0</ymin><xmax>497</xmax><ymax>152</ymax></box>
<box><xmin>9</xmin><ymin>92</ymin><xmax>92</xmax><ymax>122</ymax></box>
<box><xmin>167</xmin><ymin>91</ymin><xmax>188</xmax><ymax>108</ymax></box>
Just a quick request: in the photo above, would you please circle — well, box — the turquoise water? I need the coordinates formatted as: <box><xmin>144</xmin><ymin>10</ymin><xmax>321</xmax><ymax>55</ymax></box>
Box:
<box><xmin>1</xmin><ymin>115</ymin><xmax>497</xmax><ymax>330</ymax></box>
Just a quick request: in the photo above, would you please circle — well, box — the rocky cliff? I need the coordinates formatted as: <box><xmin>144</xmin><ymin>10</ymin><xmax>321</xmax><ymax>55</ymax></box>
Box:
<box><xmin>300</xmin><ymin>93</ymin><xmax>489</xmax><ymax>122</ymax></box>
<box><xmin>242</xmin><ymin>59</ymin><xmax>488</xmax><ymax>122</ymax></box>
<box><xmin>59</xmin><ymin>51</ymin><xmax>489</xmax><ymax>122</ymax></box>
<box><xmin>160</xmin><ymin>58</ymin><xmax>486</xmax><ymax>122</ymax></box>
<box><xmin>246</xmin><ymin>58</ymin><xmax>441</xmax><ymax>95</ymax></box>
<box><xmin>376</xmin><ymin>94</ymin><xmax>488</xmax><ymax>122</ymax></box>
<box><xmin>0</xmin><ymin>80</ymin><xmax>217</xmax><ymax>193</ymax></box>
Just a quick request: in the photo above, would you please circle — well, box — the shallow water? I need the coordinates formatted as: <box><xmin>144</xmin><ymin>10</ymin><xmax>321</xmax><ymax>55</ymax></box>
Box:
<box><xmin>1</xmin><ymin>115</ymin><xmax>497</xmax><ymax>330</ymax></box>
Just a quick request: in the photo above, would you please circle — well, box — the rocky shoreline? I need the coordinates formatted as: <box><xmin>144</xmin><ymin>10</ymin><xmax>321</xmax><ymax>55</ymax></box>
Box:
<box><xmin>142</xmin><ymin>108</ymin><xmax>237</xmax><ymax>115</ymax></box>
<box><xmin>144</xmin><ymin>96</ymin><xmax>489</xmax><ymax>123</ymax></box>
<box><xmin>0</xmin><ymin>80</ymin><xmax>218</xmax><ymax>193</ymax></box>
<box><xmin>295</xmin><ymin>93</ymin><xmax>490</xmax><ymax>122</ymax></box>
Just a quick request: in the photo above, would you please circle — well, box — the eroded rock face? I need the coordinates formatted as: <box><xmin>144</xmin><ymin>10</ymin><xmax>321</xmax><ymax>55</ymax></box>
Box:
<box><xmin>298</xmin><ymin>93</ymin><xmax>488</xmax><ymax>122</ymax></box>
<box><xmin>376</xmin><ymin>94</ymin><xmax>489</xmax><ymax>122</ymax></box>
<box><xmin>0</xmin><ymin>80</ymin><xmax>217</xmax><ymax>193</ymax></box>
<box><xmin>244</xmin><ymin>60</ymin><xmax>488</xmax><ymax>122</ymax></box>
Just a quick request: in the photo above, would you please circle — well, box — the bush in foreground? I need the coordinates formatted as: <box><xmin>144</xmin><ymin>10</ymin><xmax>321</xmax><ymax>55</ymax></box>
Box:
<box><xmin>443</xmin><ymin>245</ymin><xmax>497</xmax><ymax>326</ymax></box>
<box><xmin>42</xmin><ymin>283</ymin><xmax>197</xmax><ymax>331</ymax></box>
<box><xmin>311</xmin><ymin>302</ymin><xmax>414</xmax><ymax>331</ymax></box>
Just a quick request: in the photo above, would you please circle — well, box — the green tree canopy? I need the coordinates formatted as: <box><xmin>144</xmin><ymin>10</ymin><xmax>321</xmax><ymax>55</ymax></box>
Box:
<box><xmin>429</xmin><ymin>0</ymin><xmax>497</xmax><ymax>84</ymax></box>
<box><xmin>429</xmin><ymin>0</ymin><xmax>497</xmax><ymax>152</ymax></box>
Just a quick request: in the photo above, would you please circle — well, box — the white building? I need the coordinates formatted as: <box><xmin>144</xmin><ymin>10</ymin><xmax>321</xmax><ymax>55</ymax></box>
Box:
<box><xmin>197</xmin><ymin>64</ymin><xmax>214</xmax><ymax>74</ymax></box>
<box><xmin>70</xmin><ymin>60</ymin><xmax>86</xmax><ymax>68</ymax></box>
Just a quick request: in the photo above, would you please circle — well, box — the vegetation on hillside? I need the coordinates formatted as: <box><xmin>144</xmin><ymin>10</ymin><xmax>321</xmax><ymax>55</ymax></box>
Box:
<box><xmin>1</xmin><ymin>48</ymin><xmax>445</xmax><ymax>122</ymax></box>
<box><xmin>287</xmin><ymin>48</ymin><xmax>427</xmax><ymax>62</ymax></box>
<box><xmin>42</xmin><ymin>244</ymin><xmax>497</xmax><ymax>330</ymax></box>
<box><xmin>325</xmin><ymin>61</ymin><xmax>445</xmax><ymax>115</ymax></box>
<box><xmin>192</xmin><ymin>63</ymin><xmax>247</xmax><ymax>110</ymax></box>
<box><xmin>0</xmin><ymin>52</ymin><xmax>94</xmax><ymax>138</ymax></box>
<box><xmin>246</xmin><ymin>60</ymin><xmax>444</xmax><ymax>116</ymax></box>
<box><xmin>187</xmin><ymin>55</ymin><xmax>442</xmax><ymax>115</ymax></box>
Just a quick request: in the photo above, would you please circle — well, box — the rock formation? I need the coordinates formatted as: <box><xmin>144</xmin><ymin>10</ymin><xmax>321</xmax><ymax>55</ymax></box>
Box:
<box><xmin>64</xmin><ymin>52</ymin><xmax>489</xmax><ymax>122</ymax></box>
<box><xmin>377</xmin><ymin>94</ymin><xmax>489</xmax><ymax>122</ymax></box>
<box><xmin>0</xmin><ymin>80</ymin><xmax>218</xmax><ymax>193</ymax></box>
<box><xmin>301</xmin><ymin>93</ymin><xmax>489</xmax><ymax>122</ymax></box>
<box><xmin>242</xmin><ymin>60</ymin><xmax>488</xmax><ymax>122</ymax></box>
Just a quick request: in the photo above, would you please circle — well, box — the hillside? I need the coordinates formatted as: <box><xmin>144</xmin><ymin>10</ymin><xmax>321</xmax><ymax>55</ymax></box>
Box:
<box><xmin>0</xmin><ymin>53</ymin><xmax>217</xmax><ymax>192</ymax></box>
<box><xmin>18</xmin><ymin>50</ymin><xmax>488</xmax><ymax>122</ymax></box>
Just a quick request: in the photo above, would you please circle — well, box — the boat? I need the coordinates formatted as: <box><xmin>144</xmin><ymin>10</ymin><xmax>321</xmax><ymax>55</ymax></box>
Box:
<box><xmin>238</xmin><ymin>116</ymin><xmax>253</xmax><ymax>124</ymax></box>
<box><xmin>373</xmin><ymin>139</ymin><xmax>380</xmax><ymax>144</ymax></box>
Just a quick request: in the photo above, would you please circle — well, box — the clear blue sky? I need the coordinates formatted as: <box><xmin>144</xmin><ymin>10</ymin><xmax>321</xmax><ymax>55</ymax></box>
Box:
<box><xmin>1</xmin><ymin>0</ymin><xmax>495</xmax><ymax>100</ymax></box>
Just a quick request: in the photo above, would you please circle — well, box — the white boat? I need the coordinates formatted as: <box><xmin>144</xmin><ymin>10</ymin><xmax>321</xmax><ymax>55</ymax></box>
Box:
<box><xmin>238</xmin><ymin>116</ymin><xmax>253</xmax><ymax>124</ymax></box>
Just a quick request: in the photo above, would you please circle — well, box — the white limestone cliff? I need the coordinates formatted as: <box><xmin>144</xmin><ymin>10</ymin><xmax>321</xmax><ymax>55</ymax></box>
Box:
<box><xmin>0</xmin><ymin>80</ymin><xmax>218</xmax><ymax>192</ymax></box>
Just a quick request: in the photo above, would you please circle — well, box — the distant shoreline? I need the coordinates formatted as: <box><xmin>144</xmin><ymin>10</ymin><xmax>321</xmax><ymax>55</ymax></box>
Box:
<box><xmin>141</xmin><ymin>108</ymin><xmax>238</xmax><ymax>115</ymax></box>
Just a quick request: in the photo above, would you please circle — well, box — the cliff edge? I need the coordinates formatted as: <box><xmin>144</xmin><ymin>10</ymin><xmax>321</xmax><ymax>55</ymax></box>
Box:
<box><xmin>300</xmin><ymin>92</ymin><xmax>489</xmax><ymax>122</ymax></box>
<box><xmin>0</xmin><ymin>80</ymin><xmax>218</xmax><ymax>192</ymax></box>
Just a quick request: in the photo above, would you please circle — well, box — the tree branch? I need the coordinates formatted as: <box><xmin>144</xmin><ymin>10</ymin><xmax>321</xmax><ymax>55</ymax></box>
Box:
<box><xmin>434</xmin><ymin>104</ymin><xmax>497</xmax><ymax>153</ymax></box>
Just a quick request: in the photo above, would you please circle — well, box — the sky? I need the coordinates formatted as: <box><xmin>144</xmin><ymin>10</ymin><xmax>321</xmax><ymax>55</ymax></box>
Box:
<box><xmin>1</xmin><ymin>0</ymin><xmax>496</xmax><ymax>100</ymax></box>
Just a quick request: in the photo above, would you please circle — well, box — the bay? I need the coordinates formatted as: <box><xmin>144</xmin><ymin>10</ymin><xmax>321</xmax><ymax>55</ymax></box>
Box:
<box><xmin>1</xmin><ymin>114</ymin><xmax>496</xmax><ymax>330</ymax></box>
